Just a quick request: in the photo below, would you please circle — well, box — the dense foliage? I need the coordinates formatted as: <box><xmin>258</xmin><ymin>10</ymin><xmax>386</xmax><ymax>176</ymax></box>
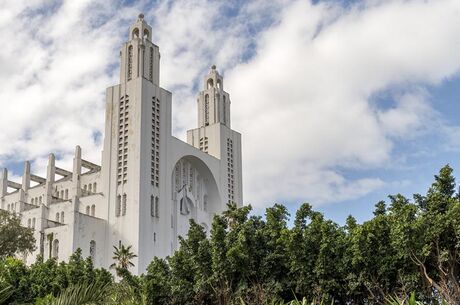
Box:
<box><xmin>1</xmin><ymin>165</ymin><xmax>460</xmax><ymax>304</ymax></box>
<box><xmin>0</xmin><ymin>209</ymin><xmax>35</xmax><ymax>259</ymax></box>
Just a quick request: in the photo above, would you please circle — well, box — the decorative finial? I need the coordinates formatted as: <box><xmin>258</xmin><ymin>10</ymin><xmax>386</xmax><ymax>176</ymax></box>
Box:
<box><xmin>211</xmin><ymin>64</ymin><xmax>216</xmax><ymax>70</ymax></box>
<box><xmin>138</xmin><ymin>13</ymin><xmax>144</xmax><ymax>20</ymax></box>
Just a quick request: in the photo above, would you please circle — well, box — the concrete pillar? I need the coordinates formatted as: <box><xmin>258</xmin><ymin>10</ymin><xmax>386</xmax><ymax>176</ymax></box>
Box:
<box><xmin>0</xmin><ymin>168</ymin><xmax>7</xmax><ymax>197</ymax></box>
<box><xmin>22</xmin><ymin>161</ymin><xmax>30</xmax><ymax>193</ymax></box>
<box><xmin>45</xmin><ymin>154</ymin><xmax>55</xmax><ymax>206</ymax></box>
<box><xmin>73</xmin><ymin>146</ymin><xmax>82</xmax><ymax>199</ymax></box>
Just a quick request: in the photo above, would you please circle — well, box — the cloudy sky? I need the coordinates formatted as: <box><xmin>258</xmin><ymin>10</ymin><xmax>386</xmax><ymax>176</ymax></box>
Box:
<box><xmin>1</xmin><ymin>0</ymin><xmax>460</xmax><ymax>224</ymax></box>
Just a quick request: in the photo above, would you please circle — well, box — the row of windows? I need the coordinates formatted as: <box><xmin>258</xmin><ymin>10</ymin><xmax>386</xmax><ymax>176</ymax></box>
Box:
<box><xmin>118</xmin><ymin>96</ymin><xmax>129</xmax><ymax>185</ymax></box>
<box><xmin>85</xmin><ymin>205</ymin><xmax>96</xmax><ymax>217</ymax></box>
<box><xmin>55</xmin><ymin>189</ymin><xmax>69</xmax><ymax>200</ymax></box>
<box><xmin>27</xmin><ymin>217</ymin><xmax>36</xmax><ymax>229</ymax></box>
<box><xmin>227</xmin><ymin>138</ymin><xmax>235</xmax><ymax>202</ymax></box>
<box><xmin>83</xmin><ymin>182</ymin><xmax>97</xmax><ymax>194</ymax></box>
<box><xmin>115</xmin><ymin>194</ymin><xmax>127</xmax><ymax>217</ymax></box>
<box><xmin>6</xmin><ymin>203</ymin><xmax>17</xmax><ymax>212</ymax></box>
<box><xmin>30</xmin><ymin>196</ymin><xmax>42</xmax><ymax>205</ymax></box>
<box><xmin>55</xmin><ymin>211</ymin><xmax>65</xmax><ymax>223</ymax></box>
<box><xmin>151</xmin><ymin>97</ymin><xmax>160</xmax><ymax>187</ymax></box>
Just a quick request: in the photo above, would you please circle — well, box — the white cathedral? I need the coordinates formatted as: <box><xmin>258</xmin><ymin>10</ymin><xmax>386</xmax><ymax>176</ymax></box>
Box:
<box><xmin>0</xmin><ymin>15</ymin><xmax>242</xmax><ymax>275</ymax></box>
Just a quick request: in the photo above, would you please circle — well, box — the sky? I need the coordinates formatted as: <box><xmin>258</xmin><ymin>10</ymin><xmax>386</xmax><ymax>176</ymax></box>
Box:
<box><xmin>1</xmin><ymin>0</ymin><xmax>460</xmax><ymax>225</ymax></box>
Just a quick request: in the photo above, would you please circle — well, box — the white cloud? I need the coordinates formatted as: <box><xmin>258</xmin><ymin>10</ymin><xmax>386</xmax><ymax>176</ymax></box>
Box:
<box><xmin>1</xmin><ymin>0</ymin><xmax>460</xmax><ymax>210</ymax></box>
<box><xmin>225</xmin><ymin>0</ymin><xmax>460</xmax><ymax>207</ymax></box>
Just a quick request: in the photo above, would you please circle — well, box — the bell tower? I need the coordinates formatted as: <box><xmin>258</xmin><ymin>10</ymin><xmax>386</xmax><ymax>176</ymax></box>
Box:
<box><xmin>187</xmin><ymin>66</ymin><xmax>242</xmax><ymax>206</ymax></box>
<box><xmin>197</xmin><ymin>65</ymin><xmax>231</xmax><ymax>128</ymax></box>
<box><xmin>119</xmin><ymin>14</ymin><xmax>160</xmax><ymax>85</ymax></box>
<box><xmin>102</xmin><ymin>14</ymin><xmax>172</xmax><ymax>274</ymax></box>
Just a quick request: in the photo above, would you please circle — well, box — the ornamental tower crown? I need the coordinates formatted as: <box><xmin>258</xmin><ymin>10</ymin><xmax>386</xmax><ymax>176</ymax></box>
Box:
<box><xmin>119</xmin><ymin>14</ymin><xmax>160</xmax><ymax>85</ymax></box>
<box><xmin>197</xmin><ymin>65</ymin><xmax>231</xmax><ymax>128</ymax></box>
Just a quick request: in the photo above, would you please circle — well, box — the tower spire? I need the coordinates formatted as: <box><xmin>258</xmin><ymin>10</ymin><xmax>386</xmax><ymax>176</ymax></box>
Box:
<box><xmin>197</xmin><ymin>65</ymin><xmax>231</xmax><ymax>128</ymax></box>
<box><xmin>119</xmin><ymin>14</ymin><xmax>160</xmax><ymax>85</ymax></box>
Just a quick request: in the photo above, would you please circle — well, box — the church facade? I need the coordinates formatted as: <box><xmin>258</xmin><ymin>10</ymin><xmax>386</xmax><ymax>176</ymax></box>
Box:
<box><xmin>0</xmin><ymin>15</ymin><xmax>242</xmax><ymax>275</ymax></box>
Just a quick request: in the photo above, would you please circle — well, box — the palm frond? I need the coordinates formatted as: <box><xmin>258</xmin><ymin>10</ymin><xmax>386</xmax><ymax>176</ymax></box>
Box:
<box><xmin>0</xmin><ymin>286</ymin><xmax>14</xmax><ymax>305</ymax></box>
<box><xmin>45</xmin><ymin>281</ymin><xmax>111</xmax><ymax>305</ymax></box>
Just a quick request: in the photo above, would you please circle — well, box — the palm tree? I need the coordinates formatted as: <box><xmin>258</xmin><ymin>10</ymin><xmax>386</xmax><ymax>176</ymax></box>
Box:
<box><xmin>110</xmin><ymin>242</ymin><xmax>137</xmax><ymax>275</ymax></box>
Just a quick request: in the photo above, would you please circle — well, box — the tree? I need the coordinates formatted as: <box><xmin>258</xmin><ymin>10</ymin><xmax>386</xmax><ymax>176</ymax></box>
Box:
<box><xmin>110</xmin><ymin>243</ymin><xmax>137</xmax><ymax>276</ymax></box>
<box><xmin>0</xmin><ymin>209</ymin><xmax>35</xmax><ymax>259</ymax></box>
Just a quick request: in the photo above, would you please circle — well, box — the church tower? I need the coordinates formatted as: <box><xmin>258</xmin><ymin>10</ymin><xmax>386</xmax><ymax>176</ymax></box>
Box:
<box><xmin>101</xmin><ymin>14</ymin><xmax>172</xmax><ymax>274</ymax></box>
<box><xmin>187</xmin><ymin>66</ymin><xmax>243</xmax><ymax>206</ymax></box>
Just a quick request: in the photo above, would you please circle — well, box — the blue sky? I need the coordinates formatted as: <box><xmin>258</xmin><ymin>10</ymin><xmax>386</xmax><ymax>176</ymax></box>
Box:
<box><xmin>1</xmin><ymin>0</ymin><xmax>460</xmax><ymax>226</ymax></box>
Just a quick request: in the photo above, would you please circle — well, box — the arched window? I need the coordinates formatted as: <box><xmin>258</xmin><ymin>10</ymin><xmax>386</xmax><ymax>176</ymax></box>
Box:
<box><xmin>93</xmin><ymin>183</ymin><xmax>97</xmax><ymax>193</ymax></box>
<box><xmin>128</xmin><ymin>45</ymin><xmax>133</xmax><ymax>80</ymax></box>
<box><xmin>143</xmin><ymin>29</ymin><xmax>150</xmax><ymax>40</ymax></box>
<box><xmin>91</xmin><ymin>205</ymin><xmax>95</xmax><ymax>216</ymax></box>
<box><xmin>89</xmin><ymin>240</ymin><xmax>96</xmax><ymax>261</ymax></box>
<box><xmin>65</xmin><ymin>189</ymin><xmax>68</xmax><ymax>199</ymax></box>
<box><xmin>52</xmin><ymin>239</ymin><xmax>59</xmax><ymax>259</ymax></box>
<box><xmin>55</xmin><ymin>213</ymin><xmax>60</xmax><ymax>222</ymax></box>
<box><xmin>132</xmin><ymin>28</ymin><xmax>139</xmax><ymax>39</ymax></box>
<box><xmin>116</xmin><ymin>195</ymin><xmax>121</xmax><ymax>217</ymax></box>
<box><xmin>204</xmin><ymin>94</ymin><xmax>209</xmax><ymax>126</ymax></box>
<box><xmin>217</xmin><ymin>79</ymin><xmax>222</xmax><ymax>89</ymax></box>
<box><xmin>88</xmin><ymin>183</ymin><xmax>92</xmax><ymax>193</ymax></box>
<box><xmin>61</xmin><ymin>190</ymin><xmax>64</xmax><ymax>199</ymax></box>
<box><xmin>86</xmin><ymin>206</ymin><xmax>90</xmax><ymax>215</ymax></box>
<box><xmin>207</xmin><ymin>78</ymin><xmax>214</xmax><ymax>89</ymax></box>
<box><xmin>122</xmin><ymin>194</ymin><xmax>127</xmax><ymax>216</ymax></box>
<box><xmin>60</xmin><ymin>212</ymin><xmax>64</xmax><ymax>223</ymax></box>
<box><xmin>32</xmin><ymin>218</ymin><xmax>36</xmax><ymax>229</ymax></box>
<box><xmin>39</xmin><ymin>196</ymin><xmax>42</xmax><ymax>204</ymax></box>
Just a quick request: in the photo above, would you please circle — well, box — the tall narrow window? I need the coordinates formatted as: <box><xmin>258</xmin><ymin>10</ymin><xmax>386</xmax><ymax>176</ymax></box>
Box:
<box><xmin>88</xmin><ymin>184</ymin><xmax>92</xmax><ymax>193</ymax></box>
<box><xmin>122</xmin><ymin>194</ymin><xmax>127</xmax><ymax>216</ymax></box>
<box><xmin>60</xmin><ymin>212</ymin><xmax>64</xmax><ymax>223</ymax></box>
<box><xmin>53</xmin><ymin>239</ymin><xmax>59</xmax><ymax>259</ymax></box>
<box><xmin>89</xmin><ymin>240</ymin><xmax>96</xmax><ymax>261</ymax></box>
<box><xmin>155</xmin><ymin>197</ymin><xmax>159</xmax><ymax>218</ymax></box>
<box><xmin>32</xmin><ymin>218</ymin><xmax>36</xmax><ymax>229</ymax></box>
<box><xmin>149</xmin><ymin>47</ymin><xmax>154</xmax><ymax>81</ymax></box>
<box><xmin>128</xmin><ymin>45</ymin><xmax>133</xmax><ymax>80</ymax></box>
<box><xmin>204</xmin><ymin>94</ymin><xmax>209</xmax><ymax>126</ymax></box>
<box><xmin>93</xmin><ymin>183</ymin><xmax>97</xmax><ymax>193</ymax></box>
<box><xmin>116</xmin><ymin>195</ymin><xmax>121</xmax><ymax>217</ymax></box>
<box><xmin>223</xmin><ymin>96</ymin><xmax>226</xmax><ymax>125</ymax></box>
<box><xmin>91</xmin><ymin>205</ymin><xmax>95</xmax><ymax>216</ymax></box>
<box><xmin>65</xmin><ymin>189</ymin><xmax>68</xmax><ymax>199</ymax></box>
<box><xmin>151</xmin><ymin>195</ymin><xmax>155</xmax><ymax>217</ymax></box>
